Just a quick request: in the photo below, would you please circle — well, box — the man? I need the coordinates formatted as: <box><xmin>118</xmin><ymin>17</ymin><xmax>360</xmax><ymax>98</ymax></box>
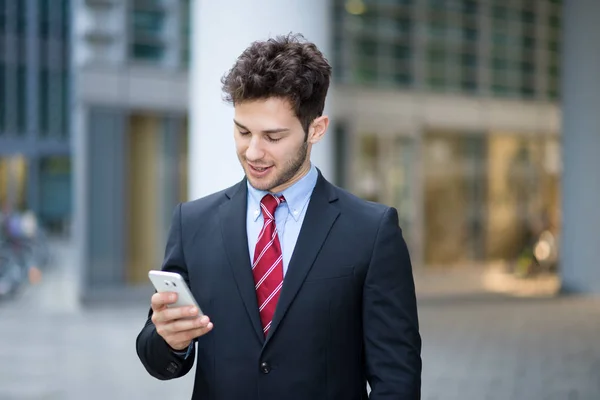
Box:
<box><xmin>136</xmin><ymin>33</ymin><xmax>422</xmax><ymax>399</ymax></box>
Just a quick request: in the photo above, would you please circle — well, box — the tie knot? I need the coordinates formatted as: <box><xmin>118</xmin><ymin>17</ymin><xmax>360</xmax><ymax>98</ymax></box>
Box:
<box><xmin>261</xmin><ymin>194</ymin><xmax>285</xmax><ymax>220</ymax></box>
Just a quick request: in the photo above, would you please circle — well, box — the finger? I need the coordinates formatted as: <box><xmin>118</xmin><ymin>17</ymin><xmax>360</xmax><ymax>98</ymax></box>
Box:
<box><xmin>153</xmin><ymin>305</ymin><xmax>200</xmax><ymax>324</ymax></box>
<box><xmin>151</xmin><ymin>292</ymin><xmax>177</xmax><ymax>310</ymax></box>
<box><xmin>169</xmin><ymin>323</ymin><xmax>214</xmax><ymax>344</ymax></box>
<box><xmin>159</xmin><ymin>305</ymin><xmax>201</xmax><ymax>323</ymax></box>
<box><xmin>168</xmin><ymin>315</ymin><xmax>211</xmax><ymax>334</ymax></box>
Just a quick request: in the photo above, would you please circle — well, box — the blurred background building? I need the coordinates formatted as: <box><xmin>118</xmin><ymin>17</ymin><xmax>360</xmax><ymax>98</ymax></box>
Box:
<box><xmin>0</xmin><ymin>0</ymin><xmax>71</xmax><ymax>232</ymax></box>
<box><xmin>330</xmin><ymin>0</ymin><xmax>561</xmax><ymax>274</ymax></box>
<box><xmin>71</xmin><ymin>0</ymin><xmax>190</xmax><ymax>294</ymax></box>
<box><xmin>2</xmin><ymin>0</ymin><xmax>597</xmax><ymax>300</ymax></box>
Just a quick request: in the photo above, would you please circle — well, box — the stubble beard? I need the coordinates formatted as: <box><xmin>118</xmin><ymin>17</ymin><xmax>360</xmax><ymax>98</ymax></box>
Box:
<box><xmin>243</xmin><ymin>141</ymin><xmax>309</xmax><ymax>192</ymax></box>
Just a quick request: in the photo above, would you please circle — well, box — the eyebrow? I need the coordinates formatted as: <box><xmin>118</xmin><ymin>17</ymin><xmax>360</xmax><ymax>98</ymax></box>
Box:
<box><xmin>233</xmin><ymin>119</ymin><xmax>290</xmax><ymax>134</ymax></box>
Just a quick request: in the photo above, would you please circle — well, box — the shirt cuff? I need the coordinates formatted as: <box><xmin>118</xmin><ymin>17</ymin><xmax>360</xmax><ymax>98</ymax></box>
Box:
<box><xmin>172</xmin><ymin>341</ymin><xmax>194</xmax><ymax>360</ymax></box>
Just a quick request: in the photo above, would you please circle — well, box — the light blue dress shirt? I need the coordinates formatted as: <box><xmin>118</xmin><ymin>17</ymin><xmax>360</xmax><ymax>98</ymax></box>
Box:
<box><xmin>246</xmin><ymin>163</ymin><xmax>318</xmax><ymax>276</ymax></box>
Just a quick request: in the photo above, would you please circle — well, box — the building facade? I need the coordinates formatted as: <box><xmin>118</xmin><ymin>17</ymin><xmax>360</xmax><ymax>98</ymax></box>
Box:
<box><xmin>71</xmin><ymin>0</ymin><xmax>190</xmax><ymax>297</ymax></box>
<box><xmin>12</xmin><ymin>0</ymin><xmax>591</xmax><ymax>298</ymax></box>
<box><xmin>0</xmin><ymin>0</ymin><xmax>71</xmax><ymax>232</ymax></box>
<box><xmin>328</xmin><ymin>0</ymin><xmax>562</xmax><ymax>270</ymax></box>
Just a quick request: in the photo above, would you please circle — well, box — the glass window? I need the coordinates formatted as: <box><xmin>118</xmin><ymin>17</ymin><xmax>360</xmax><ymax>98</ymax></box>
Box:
<box><xmin>16</xmin><ymin>66</ymin><xmax>26</xmax><ymax>134</ymax></box>
<box><xmin>332</xmin><ymin>34</ymin><xmax>345</xmax><ymax>81</ymax></box>
<box><xmin>61</xmin><ymin>70</ymin><xmax>69</xmax><ymax>138</ymax></box>
<box><xmin>429</xmin><ymin>0</ymin><xmax>447</xmax><ymax>9</ymax></box>
<box><xmin>463</xmin><ymin>27</ymin><xmax>478</xmax><ymax>41</ymax></box>
<box><xmin>0</xmin><ymin>0</ymin><xmax>5</xmax><ymax>33</ymax></box>
<box><xmin>349</xmin><ymin>132</ymin><xmax>416</xmax><ymax>250</ymax></box>
<box><xmin>461</xmin><ymin>53</ymin><xmax>477</xmax><ymax>68</ymax></box>
<box><xmin>16</xmin><ymin>0</ymin><xmax>26</xmax><ymax>36</ymax></box>
<box><xmin>521</xmin><ymin>61</ymin><xmax>535</xmax><ymax>74</ymax></box>
<box><xmin>357</xmin><ymin>36</ymin><xmax>378</xmax><ymax>58</ymax></box>
<box><xmin>132</xmin><ymin>43</ymin><xmax>164</xmax><ymax>61</ymax></box>
<box><xmin>61</xmin><ymin>0</ymin><xmax>69</xmax><ymax>60</ymax></box>
<box><xmin>428</xmin><ymin>67</ymin><xmax>447</xmax><ymax>90</ymax></box>
<box><xmin>522</xmin><ymin>36</ymin><xmax>535</xmax><ymax>49</ymax></box>
<box><xmin>520</xmin><ymin>70</ymin><xmax>536</xmax><ymax>97</ymax></box>
<box><xmin>521</xmin><ymin>85</ymin><xmax>535</xmax><ymax>99</ymax></box>
<box><xmin>38</xmin><ymin>0</ymin><xmax>50</xmax><ymax>38</ymax></box>
<box><xmin>132</xmin><ymin>9</ymin><xmax>164</xmax><ymax>36</ymax></box>
<box><xmin>492</xmin><ymin>5</ymin><xmax>508</xmax><ymax>20</ymax></box>
<box><xmin>48</xmin><ymin>70</ymin><xmax>63</xmax><ymax>137</ymax></box>
<box><xmin>492</xmin><ymin>32</ymin><xmax>511</xmax><ymax>47</ymax></box>
<box><xmin>521</xmin><ymin>9</ymin><xmax>535</xmax><ymax>25</ymax></box>
<box><xmin>180</xmin><ymin>0</ymin><xmax>191</xmax><ymax>67</ymax></box>
<box><xmin>369</xmin><ymin>0</ymin><xmax>410</xmax><ymax>5</ymax></box>
<box><xmin>39</xmin><ymin>155</ymin><xmax>72</xmax><ymax>232</ymax></box>
<box><xmin>428</xmin><ymin>46</ymin><xmax>446</xmax><ymax>64</ymax></box>
<box><xmin>353</xmin><ymin>57</ymin><xmax>378</xmax><ymax>84</ymax></box>
<box><xmin>354</xmin><ymin>133</ymin><xmax>381</xmax><ymax>203</ymax></box>
<box><xmin>380</xmin><ymin>13</ymin><xmax>411</xmax><ymax>38</ymax></box>
<box><xmin>462</xmin><ymin>0</ymin><xmax>477</xmax><ymax>15</ymax></box>
<box><xmin>61</xmin><ymin>0</ymin><xmax>69</xmax><ymax>33</ymax></box>
<box><xmin>0</xmin><ymin>63</ymin><xmax>4</xmax><ymax>133</ymax></box>
<box><xmin>39</xmin><ymin>68</ymin><xmax>49</xmax><ymax>136</ymax></box>
<box><xmin>393</xmin><ymin>43</ymin><xmax>411</xmax><ymax>60</ymax></box>
<box><xmin>129</xmin><ymin>2</ymin><xmax>166</xmax><ymax>62</ymax></box>
<box><xmin>461</xmin><ymin>79</ymin><xmax>477</xmax><ymax>93</ymax></box>
<box><xmin>348</xmin><ymin>10</ymin><xmax>378</xmax><ymax>31</ymax></box>
<box><xmin>394</xmin><ymin>72</ymin><xmax>412</xmax><ymax>87</ymax></box>
<box><xmin>423</xmin><ymin>133</ymin><xmax>487</xmax><ymax>266</ymax></box>
<box><xmin>492</xmin><ymin>83</ymin><xmax>509</xmax><ymax>96</ymax></box>
<box><xmin>428</xmin><ymin>18</ymin><xmax>447</xmax><ymax>39</ymax></box>
<box><xmin>548</xmin><ymin>14</ymin><xmax>561</xmax><ymax>29</ymax></box>
<box><xmin>492</xmin><ymin>57</ymin><xmax>508</xmax><ymax>70</ymax></box>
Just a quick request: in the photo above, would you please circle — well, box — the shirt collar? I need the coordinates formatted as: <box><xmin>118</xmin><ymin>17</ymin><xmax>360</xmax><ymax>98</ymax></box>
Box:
<box><xmin>247</xmin><ymin>163</ymin><xmax>318</xmax><ymax>222</ymax></box>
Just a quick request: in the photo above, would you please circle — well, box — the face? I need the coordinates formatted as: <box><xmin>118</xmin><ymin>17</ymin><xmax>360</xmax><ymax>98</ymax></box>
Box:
<box><xmin>234</xmin><ymin>97</ymin><xmax>329</xmax><ymax>193</ymax></box>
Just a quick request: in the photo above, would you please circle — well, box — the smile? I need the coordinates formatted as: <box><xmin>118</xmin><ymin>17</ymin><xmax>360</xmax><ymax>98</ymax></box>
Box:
<box><xmin>248</xmin><ymin>163</ymin><xmax>273</xmax><ymax>175</ymax></box>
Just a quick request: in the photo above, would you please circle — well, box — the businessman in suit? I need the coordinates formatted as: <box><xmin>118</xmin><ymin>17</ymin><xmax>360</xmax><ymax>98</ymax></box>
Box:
<box><xmin>136</xmin><ymin>33</ymin><xmax>422</xmax><ymax>399</ymax></box>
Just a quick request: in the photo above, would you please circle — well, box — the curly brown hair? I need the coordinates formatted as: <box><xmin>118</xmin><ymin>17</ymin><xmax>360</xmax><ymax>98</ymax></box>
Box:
<box><xmin>221</xmin><ymin>33</ymin><xmax>332</xmax><ymax>136</ymax></box>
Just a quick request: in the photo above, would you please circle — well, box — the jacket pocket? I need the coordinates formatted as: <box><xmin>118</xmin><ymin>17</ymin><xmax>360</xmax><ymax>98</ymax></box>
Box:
<box><xmin>305</xmin><ymin>265</ymin><xmax>355</xmax><ymax>282</ymax></box>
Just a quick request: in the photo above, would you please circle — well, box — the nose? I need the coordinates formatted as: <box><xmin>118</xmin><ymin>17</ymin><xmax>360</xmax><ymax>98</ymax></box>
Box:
<box><xmin>245</xmin><ymin>135</ymin><xmax>265</xmax><ymax>162</ymax></box>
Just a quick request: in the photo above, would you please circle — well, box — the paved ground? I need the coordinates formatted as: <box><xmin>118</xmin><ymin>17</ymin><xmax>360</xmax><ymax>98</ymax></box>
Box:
<box><xmin>1</xmin><ymin>242</ymin><xmax>599</xmax><ymax>399</ymax></box>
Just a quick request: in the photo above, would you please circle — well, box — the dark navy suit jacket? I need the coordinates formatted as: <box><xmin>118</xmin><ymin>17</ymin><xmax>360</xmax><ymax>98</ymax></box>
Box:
<box><xmin>136</xmin><ymin>172</ymin><xmax>422</xmax><ymax>399</ymax></box>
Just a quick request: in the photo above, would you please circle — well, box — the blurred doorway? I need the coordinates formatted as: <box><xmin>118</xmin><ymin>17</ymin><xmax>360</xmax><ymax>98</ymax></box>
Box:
<box><xmin>39</xmin><ymin>156</ymin><xmax>72</xmax><ymax>234</ymax></box>
<box><xmin>423</xmin><ymin>133</ymin><xmax>487</xmax><ymax>267</ymax></box>
<box><xmin>485</xmin><ymin>134</ymin><xmax>561</xmax><ymax>270</ymax></box>
<box><xmin>423</xmin><ymin>131</ymin><xmax>561</xmax><ymax>270</ymax></box>
<box><xmin>350</xmin><ymin>132</ymin><xmax>416</xmax><ymax>251</ymax></box>
<box><xmin>0</xmin><ymin>156</ymin><xmax>28</xmax><ymax>211</ymax></box>
<box><xmin>126</xmin><ymin>114</ymin><xmax>188</xmax><ymax>284</ymax></box>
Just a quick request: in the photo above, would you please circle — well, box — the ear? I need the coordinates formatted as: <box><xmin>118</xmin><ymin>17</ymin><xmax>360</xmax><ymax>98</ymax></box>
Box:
<box><xmin>307</xmin><ymin>116</ymin><xmax>329</xmax><ymax>144</ymax></box>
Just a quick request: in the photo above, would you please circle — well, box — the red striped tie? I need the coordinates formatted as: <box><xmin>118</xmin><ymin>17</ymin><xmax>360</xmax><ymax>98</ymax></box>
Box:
<box><xmin>253</xmin><ymin>194</ymin><xmax>285</xmax><ymax>336</ymax></box>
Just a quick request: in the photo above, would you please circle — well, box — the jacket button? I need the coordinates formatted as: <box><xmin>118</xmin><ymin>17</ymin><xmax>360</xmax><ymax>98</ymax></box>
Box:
<box><xmin>167</xmin><ymin>361</ymin><xmax>178</xmax><ymax>374</ymax></box>
<box><xmin>260</xmin><ymin>362</ymin><xmax>271</xmax><ymax>374</ymax></box>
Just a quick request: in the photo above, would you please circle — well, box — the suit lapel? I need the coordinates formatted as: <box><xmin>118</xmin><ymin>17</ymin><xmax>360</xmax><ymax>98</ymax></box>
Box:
<box><xmin>219</xmin><ymin>180</ymin><xmax>265</xmax><ymax>344</ymax></box>
<box><xmin>265</xmin><ymin>173</ymin><xmax>340</xmax><ymax>345</ymax></box>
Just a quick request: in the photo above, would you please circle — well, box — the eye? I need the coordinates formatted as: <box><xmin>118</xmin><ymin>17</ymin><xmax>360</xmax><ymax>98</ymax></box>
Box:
<box><xmin>238</xmin><ymin>130</ymin><xmax>250</xmax><ymax>136</ymax></box>
<box><xmin>266</xmin><ymin>136</ymin><xmax>282</xmax><ymax>143</ymax></box>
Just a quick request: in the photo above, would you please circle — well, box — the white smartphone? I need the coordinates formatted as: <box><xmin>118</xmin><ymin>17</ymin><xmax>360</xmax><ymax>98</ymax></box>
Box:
<box><xmin>148</xmin><ymin>270</ymin><xmax>203</xmax><ymax>315</ymax></box>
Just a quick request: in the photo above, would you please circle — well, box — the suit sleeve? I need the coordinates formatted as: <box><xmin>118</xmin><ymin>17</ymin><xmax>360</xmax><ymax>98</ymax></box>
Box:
<box><xmin>136</xmin><ymin>203</ymin><xmax>196</xmax><ymax>380</ymax></box>
<box><xmin>363</xmin><ymin>207</ymin><xmax>422</xmax><ymax>399</ymax></box>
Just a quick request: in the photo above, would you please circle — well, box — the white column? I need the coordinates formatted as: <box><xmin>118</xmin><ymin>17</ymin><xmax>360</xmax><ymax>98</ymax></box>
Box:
<box><xmin>189</xmin><ymin>0</ymin><xmax>333</xmax><ymax>199</ymax></box>
<box><xmin>560</xmin><ymin>0</ymin><xmax>600</xmax><ymax>293</ymax></box>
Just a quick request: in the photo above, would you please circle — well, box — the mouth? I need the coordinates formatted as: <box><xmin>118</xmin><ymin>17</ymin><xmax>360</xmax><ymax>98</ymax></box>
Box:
<box><xmin>247</xmin><ymin>163</ymin><xmax>273</xmax><ymax>176</ymax></box>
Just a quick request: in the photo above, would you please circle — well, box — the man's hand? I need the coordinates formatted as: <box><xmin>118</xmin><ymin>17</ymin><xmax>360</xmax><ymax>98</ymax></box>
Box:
<box><xmin>151</xmin><ymin>292</ymin><xmax>213</xmax><ymax>351</ymax></box>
